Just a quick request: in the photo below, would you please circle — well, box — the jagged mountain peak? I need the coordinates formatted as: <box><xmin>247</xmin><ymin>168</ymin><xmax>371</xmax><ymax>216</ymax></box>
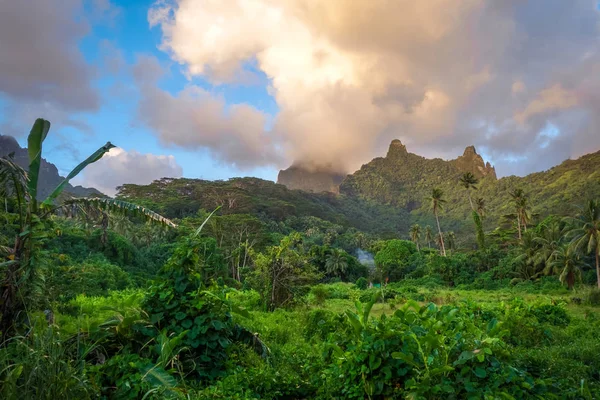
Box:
<box><xmin>452</xmin><ymin>145</ymin><xmax>496</xmax><ymax>179</ymax></box>
<box><xmin>0</xmin><ymin>134</ymin><xmax>103</xmax><ymax>199</ymax></box>
<box><xmin>387</xmin><ymin>139</ymin><xmax>408</xmax><ymax>157</ymax></box>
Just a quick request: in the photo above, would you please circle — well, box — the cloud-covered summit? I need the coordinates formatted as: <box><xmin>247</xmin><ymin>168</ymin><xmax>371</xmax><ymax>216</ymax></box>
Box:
<box><xmin>149</xmin><ymin>0</ymin><xmax>600</xmax><ymax>176</ymax></box>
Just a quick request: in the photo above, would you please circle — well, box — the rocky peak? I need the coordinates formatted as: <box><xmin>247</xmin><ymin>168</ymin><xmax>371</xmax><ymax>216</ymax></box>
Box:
<box><xmin>277</xmin><ymin>165</ymin><xmax>345</xmax><ymax>193</ymax></box>
<box><xmin>452</xmin><ymin>145</ymin><xmax>496</xmax><ymax>179</ymax></box>
<box><xmin>386</xmin><ymin>139</ymin><xmax>408</xmax><ymax>158</ymax></box>
<box><xmin>0</xmin><ymin>134</ymin><xmax>103</xmax><ymax>199</ymax></box>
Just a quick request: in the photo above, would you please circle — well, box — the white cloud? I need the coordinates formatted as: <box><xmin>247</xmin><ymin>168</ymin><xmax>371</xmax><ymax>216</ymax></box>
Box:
<box><xmin>74</xmin><ymin>147</ymin><xmax>183</xmax><ymax>196</ymax></box>
<box><xmin>148</xmin><ymin>0</ymin><xmax>600</xmax><ymax>176</ymax></box>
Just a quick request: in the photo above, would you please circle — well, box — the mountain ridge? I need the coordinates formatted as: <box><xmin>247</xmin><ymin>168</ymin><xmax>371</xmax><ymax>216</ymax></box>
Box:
<box><xmin>0</xmin><ymin>134</ymin><xmax>103</xmax><ymax>200</ymax></box>
<box><xmin>278</xmin><ymin>140</ymin><xmax>497</xmax><ymax>194</ymax></box>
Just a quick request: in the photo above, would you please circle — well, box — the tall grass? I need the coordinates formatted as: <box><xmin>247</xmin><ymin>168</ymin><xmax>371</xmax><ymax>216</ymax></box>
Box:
<box><xmin>0</xmin><ymin>316</ymin><xmax>97</xmax><ymax>399</ymax></box>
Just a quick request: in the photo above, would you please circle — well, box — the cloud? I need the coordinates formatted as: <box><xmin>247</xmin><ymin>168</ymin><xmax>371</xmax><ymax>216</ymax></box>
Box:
<box><xmin>132</xmin><ymin>55</ymin><xmax>283</xmax><ymax>169</ymax></box>
<box><xmin>515</xmin><ymin>85</ymin><xmax>579</xmax><ymax>125</ymax></box>
<box><xmin>74</xmin><ymin>147</ymin><xmax>183</xmax><ymax>196</ymax></box>
<box><xmin>149</xmin><ymin>0</ymin><xmax>600</xmax><ymax>176</ymax></box>
<box><xmin>0</xmin><ymin>0</ymin><xmax>99</xmax><ymax>136</ymax></box>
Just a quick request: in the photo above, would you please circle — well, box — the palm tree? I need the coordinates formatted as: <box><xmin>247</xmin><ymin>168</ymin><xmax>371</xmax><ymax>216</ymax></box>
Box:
<box><xmin>446</xmin><ymin>231</ymin><xmax>456</xmax><ymax>252</ymax></box>
<box><xmin>475</xmin><ymin>197</ymin><xmax>486</xmax><ymax>218</ymax></box>
<box><xmin>459</xmin><ymin>172</ymin><xmax>479</xmax><ymax>210</ymax></box>
<box><xmin>410</xmin><ymin>224</ymin><xmax>421</xmax><ymax>251</ymax></box>
<box><xmin>567</xmin><ymin>200</ymin><xmax>600</xmax><ymax>288</ymax></box>
<box><xmin>509</xmin><ymin>189</ymin><xmax>531</xmax><ymax>241</ymax></box>
<box><xmin>428</xmin><ymin>188</ymin><xmax>446</xmax><ymax>256</ymax></box>
<box><xmin>532</xmin><ymin>220</ymin><xmax>563</xmax><ymax>271</ymax></box>
<box><xmin>325</xmin><ymin>248</ymin><xmax>348</xmax><ymax>278</ymax></box>
<box><xmin>547</xmin><ymin>245</ymin><xmax>583</xmax><ymax>290</ymax></box>
<box><xmin>0</xmin><ymin>118</ymin><xmax>176</xmax><ymax>338</ymax></box>
<box><xmin>424</xmin><ymin>226</ymin><xmax>433</xmax><ymax>249</ymax></box>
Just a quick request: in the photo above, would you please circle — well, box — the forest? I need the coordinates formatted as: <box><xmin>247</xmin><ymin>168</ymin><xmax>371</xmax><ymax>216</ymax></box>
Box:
<box><xmin>1</xmin><ymin>119</ymin><xmax>600</xmax><ymax>399</ymax></box>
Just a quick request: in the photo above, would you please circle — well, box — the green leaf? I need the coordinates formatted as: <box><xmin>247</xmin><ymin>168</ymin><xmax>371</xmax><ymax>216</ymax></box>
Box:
<box><xmin>474</xmin><ymin>367</ymin><xmax>487</xmax><ymax>378</ymax></box>
<box><xmin>27</xmin><ymin>118</ymin><xmax>51</xmax><ymax>202</ymax></box>
<box><xmin>140</xmin><ymin>364</ymin><xmax>176</xmax><ymax>388</ymax></box>
<box><xmin>181</xmin><ymin>319</ymin><xmax>193</xmax><ymax>329</ymax></box>
<box><xmin>392</xmin><ymin>352</ymin><xmax>419</xmax><ymax>367</ymax></box>
<box><xmin>42</xmin><ymin>141</ymin><xmax>116</xmax><ymax>206</ymax></box>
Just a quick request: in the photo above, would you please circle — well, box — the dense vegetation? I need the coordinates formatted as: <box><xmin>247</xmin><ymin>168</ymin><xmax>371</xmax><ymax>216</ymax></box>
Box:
<box><xmin>1</xmin><ymin>119</ymin><xmax>600</xmax><ymax>399</ymax></box>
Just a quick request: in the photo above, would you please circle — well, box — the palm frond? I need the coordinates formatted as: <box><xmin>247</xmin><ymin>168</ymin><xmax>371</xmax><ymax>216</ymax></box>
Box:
<box><xmin>0</xmin><ymin>156</ymin><xmax>28</xmax><ymax>201</ymax></box>
<box><xmin>62</xmin><ymin>198</ymin><xmax>177</xmax><ymax>228</ymax></box>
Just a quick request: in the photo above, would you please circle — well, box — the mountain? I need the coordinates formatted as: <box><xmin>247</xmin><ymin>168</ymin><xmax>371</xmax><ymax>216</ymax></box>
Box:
<box><xmin>0</xmin><ymin>134</ymin><xmax>103</xmax><ymax>200</ymax></box>
<box><xmin>340</xmin><ymin>140</ymin><xmax>497</xmax><ymax>209</ymax></box>
<box><xmin>277</xmin><ymin>140</ymin><xmax>496</xmax><ymax>194</ymax></box>
<box><xmin>341</xmin><ymin>139</ymin><xmax>600</xmax><ymax>236</ymax></box>
<box><xmin>112</xmin><ymin>138</ymin><xmax>600</xmax><ymax>240</ymax></box>
<box><xmin>277</xmin><ymin>166</ymin><xmax>346</xmax><ymax>193</ymax></box>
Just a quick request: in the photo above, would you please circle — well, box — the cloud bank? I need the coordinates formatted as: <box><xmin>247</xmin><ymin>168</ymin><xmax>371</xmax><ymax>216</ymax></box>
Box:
<box><xmin>148</xmin><ymin>0</ymin><xmax>600</xmax><ymax>176</ymax></box>
<box><xmin>74</xmin><ymin>148</ymin><xmax>183</xmax><ymax>196</ymax></box>
<box><xmin>0</xmin><ymin>0</ymin><xmax>100</xmax><ymax>136</ymax></box>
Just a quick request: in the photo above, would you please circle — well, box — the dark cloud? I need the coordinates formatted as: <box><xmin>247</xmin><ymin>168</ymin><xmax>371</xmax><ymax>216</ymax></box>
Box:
<box><xmin>0</xmin><ymin>0</ymin><xmax>102</xmax><ymax>137</ymax></box>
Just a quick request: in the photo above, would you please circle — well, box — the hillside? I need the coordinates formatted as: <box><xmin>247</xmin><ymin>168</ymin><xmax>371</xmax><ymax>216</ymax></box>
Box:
<box><xmin>117</xmin><ymin>141</ymin><xmax>600</xmax><ymax>239</ymax></box>
<box><xmin>116</xmin><ymin>177</ymin><xmax>410</xmax><ymax>235</ymax></box>
<box><xmin>342</xmin><ymin>140</ymin><xmax>600</xmax><ymax>235</ymax></box>
<box><xmin>0</xmin><ymin>134</ymin><xmax>102</xmax><ymax>199</ymax></box>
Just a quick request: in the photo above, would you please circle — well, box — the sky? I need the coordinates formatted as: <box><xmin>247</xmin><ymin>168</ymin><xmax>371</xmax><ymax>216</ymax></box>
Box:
<box><xmin>1</xmin><ymin>0</ymin><xmax>600</xmax><ymax>196</ymax></box>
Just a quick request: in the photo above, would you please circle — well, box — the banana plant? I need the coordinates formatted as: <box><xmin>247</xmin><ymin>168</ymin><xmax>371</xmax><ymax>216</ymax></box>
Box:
<box><xmin>0</xmin><ymin>118</ymin><xmax>176</xmax><ymax>338</ymax></box>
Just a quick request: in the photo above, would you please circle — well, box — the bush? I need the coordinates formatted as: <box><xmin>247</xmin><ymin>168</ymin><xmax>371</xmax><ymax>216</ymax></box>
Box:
<box><xmin>584</xmin><ymin>288</ymin><xmax>600</xmax><ymax>306</ymax></box>
<box><xmin>531</xmin><ymin>304</ymin><xmax>570</xmax><ymax>327</ymax></box>
<box><xmin>355</xmin><ymin>277</ymin><xmax>368</xmax><ymax>290</ymax></box>
<box><xmin>319</xmin><ymin>300</ymin><xmax>551</xmax><ymax>399</ymax></box>
<box><xmin>310</xmin><ymin>285</ymin><xmax>330</xmax><ymax>305</ymax></box>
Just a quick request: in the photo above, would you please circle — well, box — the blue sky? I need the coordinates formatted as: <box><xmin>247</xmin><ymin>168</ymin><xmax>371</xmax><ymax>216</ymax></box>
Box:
<box><xmin>1</xmin><ymin>0</ymin><xmax>280</xmax><ymax>194</ymax></box>
<box><xmin>73</xmin><ymin>0</ymin><xmax>279</xmax><ymax>182</ymax></box>
<box><xmin>2</xmin><ymin>0</ymin><xmax>600</xmax><ymax>195</ymax></box>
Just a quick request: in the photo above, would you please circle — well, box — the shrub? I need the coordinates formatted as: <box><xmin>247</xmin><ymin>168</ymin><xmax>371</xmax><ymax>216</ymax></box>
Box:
<box><xmin>310</xmin><ymin>285</ymin><xmax>330</xmax><ymax>305</ymax></box>
<box><xmin>531</xmin><ymin>304</ymin><xmax>570</xmax><ymax>327</ymax></box>
<box><xmin>319</xmin><ymin>300</ymin><xmax>550</xmax><ymax>399</ymax></box>
<box><xmin>584</xmin><ymin>288</ymin><xmax>600</xmax><ymax>306</ymax></box>
<box><xmin>355</xmin><ymin>277</ymin><xmax>368</xmax><ymax>290</ymax></box>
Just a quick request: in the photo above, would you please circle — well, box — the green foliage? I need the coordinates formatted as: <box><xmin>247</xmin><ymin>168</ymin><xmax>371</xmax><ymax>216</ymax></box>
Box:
<box><xmin>355</xmin><ymin>277</ymin><xmax>368</xmax><ymax>290</ymax></box>
<box><xmin>140</xmin><ymin>239</ymin><xmax>234</xmax><ymax>380</ymax></box>
<box><xmin>320</xmin><ymin>300</ymin><xmax>550</xmax><ymax>399</ymax></box>
<box><xmin>0</xmin><ymin>318</ymin><xmax>95</xmax><ymax>400</ymax></box>
<box><xmin>374</xmin><ymin>239</ymin><xmax>417</xmax><ymax>281</ymax></box>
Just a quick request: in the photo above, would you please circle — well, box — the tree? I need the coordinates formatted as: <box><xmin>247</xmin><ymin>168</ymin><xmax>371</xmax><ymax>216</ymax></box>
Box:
<box><xmin>567</xmin><ymin>200</ymin><xmax>600</xmax><ymax>288</ymax></box>
<box><xmin>250</xmin><ymin>233</ymin><xmax>319</xmax><ymax>311</ymax></box>
<box><xmin>0</xmin><ymin>118</ymin><xmax>175</xmax><ymax>337</ymax></box>
<box><xmin>424</xmin><ymin>226</ymin><xmax>433</xmax><ymax>249</ymax></box>
<box><xmin>446</xmin><ymin>231</ymin><xmax>456</xmax><ymax>252</ymax></box>
<box><xmin>547</xmin><ymin>245</ymin><xmax>583</xmax><ymax>290</ymax></box>
<box><xmin>475</xmin><ymin>197</ymin><xmax>486</xmax><ymax>218</ymax></box>
<box><xmin>374</xmin><ymin>240</ymin><xmax>417</xmax><ymax>281</ymax></box>
<box><xmin>410</xmin><ymin>224</ymin><xmax>421</xmax><ymax>252</ymax></box>
<box><xmin>459</xmin><ymin>172</ymin><xmax>479</xmax><ymax>210</ymax></box>
<box><xmin>533</xmin><ymin>220</ymin><xmax>563</xmax><ymax>272</ymax></box>
<box><xmin>509</xmin><ymin>189</ymin><xmax>532</xmax><ymax>241</ymax></box>
<box><xmin>325</xmin><ymin>248</ymin><xmax>348</xmax><ymax>278</ymax></box>
<box><xmin>428</xmin><ymin>188</ymin><xmax>446</xmax><ymax>256</ymax></box>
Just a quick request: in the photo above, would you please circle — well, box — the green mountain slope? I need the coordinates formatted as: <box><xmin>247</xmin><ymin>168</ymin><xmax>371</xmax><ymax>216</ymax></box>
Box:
<box><xmin>116</xmin><ymin>177</ymin><xmax>410</xmax><ymax>234</ymax></box>
<box><xmin>117</xmin><ymin>143</ymin><xmax>600</xmax><ymax>240</ymax></box>
<box><xmin>341</xmin><ymin>140</ymin><xmax>600</xmax><ymax>235</ymax></box>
